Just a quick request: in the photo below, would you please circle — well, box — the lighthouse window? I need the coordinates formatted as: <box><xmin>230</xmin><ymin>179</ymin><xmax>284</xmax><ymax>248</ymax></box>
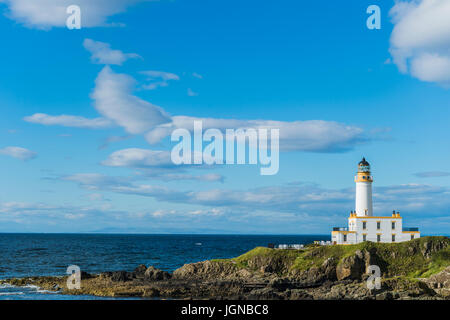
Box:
<box><xmin>363</xmin><ymin>234</ymin><xmax>367</xmax><ymax>241</ymax></box>
<box><xmin>377</xmin><ymin>234</ymin><xmax>381</xmax><ymax>242</ymax></box>
<box><xmin>392</xmin><ymin>222</ymin><xmax>396</xmax><ymax>230</ymax></box>
<box><xmin>377</xmin><ymin>221</ymin><xmax>381</xmax><ymax>230</ymax></box>
<box><xmin>362</xmin><ymin>221</ymin><xmax>367</xmax><ymax>230</ymax></box>
<box><xmin>392</xmin><ymin>234</ymin><xmax>396</xmax><ymax>242</ymax></box>
<box><xmin>343</xmin><ymin>234</ymin><xmax>347</xmax><ymax>242</ymax></box>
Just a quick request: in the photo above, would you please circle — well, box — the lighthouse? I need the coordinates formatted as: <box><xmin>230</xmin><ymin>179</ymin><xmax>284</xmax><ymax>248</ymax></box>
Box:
<box><xmin>355</xmin><ymin>157</ymin><xmax>373</xmax><ymax>217</ymax></box>
<box><xmin>331</xmin><ymin>158</ymin><xmax>420</xmax><ymax>244</ymax></box>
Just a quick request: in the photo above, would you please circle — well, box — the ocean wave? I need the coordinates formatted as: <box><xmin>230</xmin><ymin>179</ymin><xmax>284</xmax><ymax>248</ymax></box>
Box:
<box><xmin>0</xmin><ymin>292</ymin><xmax>25</xmax><ymax>296</ymax></box>
<box><xmin>23</xmin><ymin>284</ymin><xmax>39</xmax><ymax>289</ymax></box>
<box><xmin>36</xmin><ymin>289</ymin><xmax>58</xmax><ymax>294</ymax></box>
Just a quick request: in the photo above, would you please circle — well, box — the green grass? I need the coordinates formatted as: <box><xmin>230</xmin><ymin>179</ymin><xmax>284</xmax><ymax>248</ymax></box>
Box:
<box><xmin>220</xmin><ymin>236</ymin><xmax>450</xmax><ymax>278</ymax></box>
<box><xmin>233</xmin><ymin>247</ymin><xmax>300</xmax><ymax>269</ymax></box>
<box><xmin>412</xmin><ymin>245</ymin><xmax>450</xmax><ymax>278</ymax></box>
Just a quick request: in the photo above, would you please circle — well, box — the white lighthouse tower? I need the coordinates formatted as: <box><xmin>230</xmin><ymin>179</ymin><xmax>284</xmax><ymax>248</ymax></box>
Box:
<box><xmin>355</xmin><ymin>157</ymin><xmax>373</xmax><ymax>217</ymax></box>
<box><xmin>331</xmin><ymin>157</ymin><xmax>420</xmax><ymax>244</ymax></box>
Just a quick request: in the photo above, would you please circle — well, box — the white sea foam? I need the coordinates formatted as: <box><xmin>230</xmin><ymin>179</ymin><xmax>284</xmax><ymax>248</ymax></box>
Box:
<box><xmin>0</xmin><ymin>292</ymin><xmax>25</xmax><ymax>296</ymax></box>
<box><xmin>23</xmin><ymin>284</ymin><xmax>39</xmax><ymax>289</ymax></box>
<box><xmin>37</xmin><ymin>289</ymin><xmax>58</xmax><ymax>294</ymax></box>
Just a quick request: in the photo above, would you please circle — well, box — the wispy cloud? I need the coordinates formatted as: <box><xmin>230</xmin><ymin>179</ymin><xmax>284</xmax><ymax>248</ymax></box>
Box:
<box><xmin>102</xmin><ymin>148</ymin><xmax>224</xmax><ymax>182</ymax></box>
<box><xmin>24</xmin><ymin>113</ymin><xmax>113</xmax><ymax>129</ymax></box>
<box><xmin>83</xmin><ymin>38</ymin><xmax>141</xmax><ymax>65</ymax></box>
<box><xmin>0</xmin><ymin>146</ymin><xmax>37</xmax><ymax>161</ymax></box>
<box><xmin>102</xmin><ymin>148</ymin><xmax>174</xmax><ymax>168</ymax></box>
<box><xmin>140</xmin><ymin>70</ymin><xmax>180</xmax><ymax>90</ymax></box>
<box><xmin>414</xmin><ymin>171</ymin><xmax>450</xmax><ymax>178</ymax></box>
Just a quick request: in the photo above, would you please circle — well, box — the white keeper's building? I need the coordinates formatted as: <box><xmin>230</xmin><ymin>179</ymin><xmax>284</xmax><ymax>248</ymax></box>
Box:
<box><xmin>331</xmin><ymin>158</ymin><xmax>420</xmax><ymax>245</ymax></box>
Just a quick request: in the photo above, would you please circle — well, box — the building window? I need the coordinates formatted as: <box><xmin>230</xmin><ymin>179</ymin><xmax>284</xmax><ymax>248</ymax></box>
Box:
<box><xmin>363</xmin><ymin>221</ymin><xmax>367</xmax><ymax>230</ymax></box>
<box><xmin>377</xmin><ymin>234</ymin><xmax>381</xmax><ymax>242</ymax></box>
<box><xmin>377</xmin><ymin>221</ymin><xmax>381</xmax><ymax>230</ymax></box>
<box><xmin>343</xmin><ymin>234</ymin><xmax>347</xmax><ymax>242</ymax></box>
<box><xmin>363</xmin><ymin>234</ymin><xmax>367</xmax><ymax>241</ymax></box>
<box><xmin>392</xmin><ymin>234</ymin><xmax>395</xmax><ymax>242</ymax></box>
<box><xmin>411</xmin><ymin>234</ymin><xmax>414</xmax><ymax>240</ymax></box>
<box><xmin>392</xmin><ymin>222</ymin><xmax>395</xmax><ymax>230</ymax></box>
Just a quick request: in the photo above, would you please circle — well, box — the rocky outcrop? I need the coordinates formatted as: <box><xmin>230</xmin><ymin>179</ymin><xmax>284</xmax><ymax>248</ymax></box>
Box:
<box><xmin>2</xmin><ymin>236</ymin><xmax>448</xmax><ymax>300</ymax></box>
<box><xmin>144</xmin><ymin>266</ymin><xmax>171</xmax><ymax>281</ymax></box>
<box><xmin>335</xmin><ymin>248</ymin><xmax>386</xmax><ymax>281</ymax></box>
<box><xmin>336</xmin><ymin>250</ymin><xmax>366</xmax><ymax>280</ymax></box>
<box><xmin>423</xmin><ymin>266</ymin><xmax>450</xmax><ymax>297</ymax></box>
<box><xmin>101</xmin><ymin>265</ymin><xmax>171</xmax><ymax>282</ymax></box>
<box><xmin>421</xmin><ymin>239</ymin><xmax>449</xmax><ymax>258</ymax></box>
<box><xmin>173</xmin><ymin>260</ymin><xmax>240</xmax><ymax>280</ymax></box>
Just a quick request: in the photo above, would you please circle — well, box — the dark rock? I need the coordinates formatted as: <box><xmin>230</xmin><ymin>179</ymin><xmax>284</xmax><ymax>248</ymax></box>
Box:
<box><xmin>130</xmin><ymin>264</ymin><xmax>147</xmax><ymax>279</ymax></box>
<box><xmin>111</xmin><ymin>271</ymin><xmax>129</xmax><ymax>282</ymax></box>
<box><xmin>375</xmin><ymin>292</ymin><xmax>393</xmax><ymax>300</ymax></box>
<box><xmin>268</xmin><ymin>278</ymin><xmax>291</xmax><ymax>291</ymax></box>
<box><xmin>144</xmin><ymin>266</ymin><xmax>171</xmax><ymax>281</ymax></box>
<box><xmin>173</xmin><ymin>260</ymin><xmax>238</xmax><ymax>280</ymax></box>
<box><xmin>288</xmin><ymin>289</ymin><xmax>313</xmax><ymax>300</ymax></box>
<box><xmin>422</xmin><ymin>267</ymin><xmax>450</xmax><ymax>297</ymax></box>
<box><xmin>336</xmin><ymin>252</ymin><xmax>365</xmax><ymax>280</ymax></box>
<box><xmin>134</xmin><ymin>264</ymin><xmax>147</xmax><ymax>275</ymax></box>
<box><xmin>421</xmin><ymin>238</ymin><xmax>449</xmax><ymax>258</ymax></box>
<box><xmin>321</xmin><ymin>257</ymin><xmax>337</xmax><ymax>281</ymax></box>
<box><xmin>80</xmin><ymin>271</ymin><xmax>93</xmax><ymax>280</ymax></box>
<box><xmin>247</xmin><ymin>287</ymin><xmax>284</xmax><ymax>300</ymax></box>
<box><xmin>305</xmin><ymin>267</ymin><xmax>325</xmax><ymax>284</ymax></box>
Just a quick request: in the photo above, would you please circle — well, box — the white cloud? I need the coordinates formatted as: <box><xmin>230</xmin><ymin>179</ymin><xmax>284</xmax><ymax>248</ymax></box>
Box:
<box><xmin>414</xmin><ymin>171</ymin><xmax>450</xmax><ymax>178</ymax></box>
<box><xmin>91</xmin><ymin>66</ymin><xmax>171</xmax><ymax>134</ymax></box>
<box><xmin>64</xmin><ymin>173</ymin><xmax>131</xmax><ymax>189</ymax></box>
<box><xmin>154</xmin><ymin>173</ymin><xmax>224</xmax><ymax>183</ymax></box>
<box><xmin>140</xmin><ymin>70</ymin><xmax>180</xmax><ymax>90</ymax></box>
<box><xmin>0</xmin><ymin>0</ymin><xmax>148</xmax><ymax>29</ymax></box>
<box><xmin>389</xmin><ymin>0</ymin><xmax>450</xmax><ymax>87</ymax></box>
<box><xmin>102</xmin><ymin>148</ymin><xmax>225</xmax><ymax>182</ymax></box>
<box><xmin>146</xmin><ymin>116</ymin><xmax>367</xmax><ymax>152</ymax></box>
<box><xmin>0</xmin><ymin>146</ymin><xmax>37</xmax><ymax>161</ymax></box>
<box><xmin>24</xmin><ymin>113</ymin><xmax>113</xmax><ymax>129</ymax></box>
<box><xmin>102</xmin><ymin>148</ymin><xmax>173</xmax><ymax>168</ymax></box>
<box><xmin>83</xmin><ymin>39</ymin><xmax>140</xmax><ymax>65</ymax></box>
<box><xmin>141</xmin><ymin>70</ymin><xmax>179</xmax><ymax>81</ymax></box>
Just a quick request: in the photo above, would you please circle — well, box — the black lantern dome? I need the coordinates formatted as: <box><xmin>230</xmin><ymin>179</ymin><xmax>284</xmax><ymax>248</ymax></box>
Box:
<box><xmin>358</xmin><ymin>157</ymin><xmax>370</xmax><ymax>172</ymax></box>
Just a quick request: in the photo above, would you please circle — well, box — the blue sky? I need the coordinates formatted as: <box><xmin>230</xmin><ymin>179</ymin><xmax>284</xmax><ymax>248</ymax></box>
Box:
<box><xmin>0</xmin><ymin>0</ymin><xmax>449</xmax><ymax>234</ymax></box>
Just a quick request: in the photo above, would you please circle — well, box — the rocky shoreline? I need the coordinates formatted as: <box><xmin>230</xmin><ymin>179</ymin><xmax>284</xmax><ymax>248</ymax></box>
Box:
<box><xmin>2</xmin><ymin>236</ymin><xmax>449</xmax><ymax>300</ymax></box>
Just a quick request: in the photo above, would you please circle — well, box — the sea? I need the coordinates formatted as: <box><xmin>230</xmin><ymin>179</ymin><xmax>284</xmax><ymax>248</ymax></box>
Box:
<box><xmin>0</xmin><ymin>233</ymin><xmax>329</xmax><ymax>300</ymax></box>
